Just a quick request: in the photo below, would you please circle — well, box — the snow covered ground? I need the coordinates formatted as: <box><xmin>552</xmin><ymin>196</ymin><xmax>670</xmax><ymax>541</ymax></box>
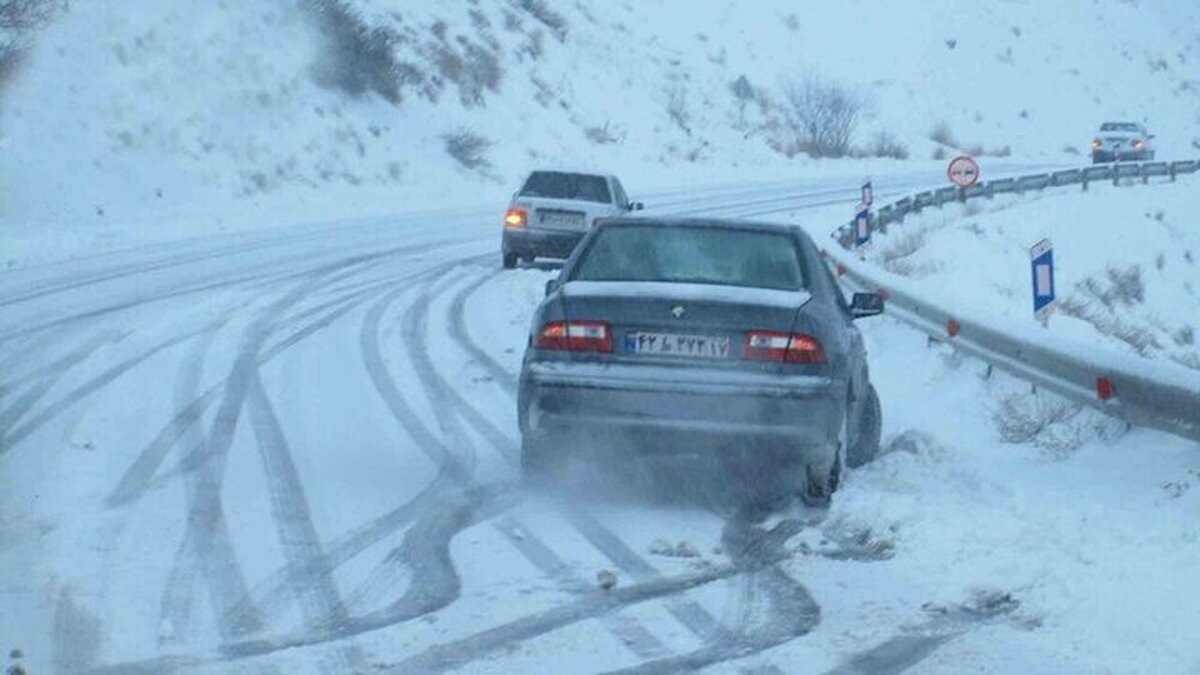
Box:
<box><xmin>857</xmin><ymin>177</ymin><xmax>1200</xmax><ymax>371</ymax></box>
<box><xmin>2</xmin><ymin>181</ymin><xmax>1198</xmax><ymax>674</ymax></box>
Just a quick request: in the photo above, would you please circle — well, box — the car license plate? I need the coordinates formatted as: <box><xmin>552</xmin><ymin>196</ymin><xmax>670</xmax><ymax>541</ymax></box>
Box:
<box><xmin>625</xmin><ymin>332</ymin><xmax>731</xmax><ymax>359</ymax></box>
<box><xmin>538</xmin><ymin>211</ymin><xmax>584</xmax><ymax>229</ymax></box>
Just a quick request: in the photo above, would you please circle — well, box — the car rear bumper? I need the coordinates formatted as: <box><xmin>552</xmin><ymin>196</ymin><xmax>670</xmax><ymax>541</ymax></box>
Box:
<box><xmin>502</xmin><ymin>227</ymin><xmax>585</xmax><ymax>260</ymax></box>
<box><xmin>520</xmin><ymin>360</ymin><xmax>842</xmax><ymax>459</ymax></box>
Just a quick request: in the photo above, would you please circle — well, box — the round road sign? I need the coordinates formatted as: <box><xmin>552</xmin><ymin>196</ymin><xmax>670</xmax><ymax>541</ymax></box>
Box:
<box><xmin>947</xmin><ymin>155</ymin><xmax>980</xmax><ymax>188</ymax></box>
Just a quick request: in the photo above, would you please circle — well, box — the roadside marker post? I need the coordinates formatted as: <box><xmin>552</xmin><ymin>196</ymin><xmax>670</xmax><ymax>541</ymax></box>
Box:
<box><xmin>854</xmin><ymin>179</ymin><xmax>873</xmax><ymax>250</ymax></box>
<box><xmin>1030</xmin><ymin>238</ymin><xmax>1056</xmax><ymax>324</ymax></box>
<box><xmin>854</xmin><ymin>203</ymin><xmax>870</xmax><ymax>250</ymax></box>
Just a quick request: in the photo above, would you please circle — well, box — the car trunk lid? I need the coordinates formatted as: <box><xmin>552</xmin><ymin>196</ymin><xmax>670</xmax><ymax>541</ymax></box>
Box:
<box><xmin>558</xmin><ymin>280</ymin><xmax>812</xmax><ymax>368</ymax></box>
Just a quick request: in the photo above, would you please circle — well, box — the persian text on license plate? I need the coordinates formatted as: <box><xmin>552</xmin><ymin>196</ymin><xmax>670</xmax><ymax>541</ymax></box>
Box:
<box><xmin>539</xmin><ymin>211</ymin><xmax>584</xmax><ymax>228</ymax></box>
<box><xmin>625</xmin><ymin>332</ymin><xmax>731</xmax><ymax>359</ymax></box>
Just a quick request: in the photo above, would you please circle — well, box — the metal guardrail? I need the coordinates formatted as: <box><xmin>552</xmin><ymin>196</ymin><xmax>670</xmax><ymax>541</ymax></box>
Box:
<box><xmin>829</xmin><ymin>159</ymin><xmax>1200</xmax><ymax>443</ymax></box>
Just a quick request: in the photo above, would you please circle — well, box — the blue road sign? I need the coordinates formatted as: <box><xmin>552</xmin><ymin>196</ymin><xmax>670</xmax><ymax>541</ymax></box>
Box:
<box><xmin>854</xmin><ymin>206</ymin><xmax>870</xmax><ymax>248</ymax></box>
<box><xmin>1030</xmin><ymin>238</ymin><xmax>1055</xmax><ymax>318</ymax></box>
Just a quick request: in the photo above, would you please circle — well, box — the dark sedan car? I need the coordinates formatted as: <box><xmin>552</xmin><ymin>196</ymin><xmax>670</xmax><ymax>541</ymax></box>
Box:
<box><xmin>517</xmin><ymin>218</ymin><xmax>884</xmax><ymax>507</ymax></box>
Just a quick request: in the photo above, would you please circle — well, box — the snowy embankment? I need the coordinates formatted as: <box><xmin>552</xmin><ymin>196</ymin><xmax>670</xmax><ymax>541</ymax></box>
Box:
<box><xmin>858</xmin><ymin>179</ymin><xmax>1200</xmax><ymax>371</ymax></box>
<box><xmin>3</xmin><ymin>0</ymin><xmax>1199</xmax><ymax>267</ymax></box>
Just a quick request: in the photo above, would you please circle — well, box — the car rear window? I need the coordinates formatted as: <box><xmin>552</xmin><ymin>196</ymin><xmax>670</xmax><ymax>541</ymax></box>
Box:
<box><xmin>1100</xmin><ymin>123</ymin><xmax>1140</xmax><ymax>132</ymax></box>
<box><xmin>571</xmin><ymin>224</ymin><xmax>806</xmax><ymax>291</ymax></box>
<box><xmin>520</xmin><ymin>172</ymin><xmax>612</xmax><ymax>203</ymax></box>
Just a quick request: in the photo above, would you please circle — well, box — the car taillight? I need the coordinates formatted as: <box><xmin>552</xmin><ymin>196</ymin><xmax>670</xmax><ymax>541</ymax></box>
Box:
<box><xmin>1091</xmin><ymin>138</ymin><xmax>1103</xmax><ymax>149</ymax></box>
<box><xmin>742</xmin><ymin>331</ymin><xmax>825</xmax><ymax>364</ymax></box>
<box><xmin>535</xmin><ymin>321</ymin><xmax>612</xmax><ymax>352</ymax></box>
<box><xmin>1131</xmin><ymin>139</ymin><xmax>1145</xmax><ymax>149</ymax></box>
<box><xmin>504</xmin><ymin>208</ymin><xmax>527</xmax><ymax>228</ymax></box>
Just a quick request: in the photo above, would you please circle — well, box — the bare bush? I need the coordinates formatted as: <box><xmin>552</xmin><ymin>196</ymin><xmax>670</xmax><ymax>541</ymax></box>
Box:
<box><xmin>666</xmin><ymin>83</ymin><xmax>691</xmax><ymax>135</ymax></box>
<box><xmin>780</xmin><ymin>75</ymin><xmax>867</xmax><ymax>158</ymax></box>
<box><xmin>0</xmin><ymin>0</ymin><xmax>59</xmax><ymax>31</ymax></box>
<box><xmin>584</xmin><ymin>121</ymin><xmax>623</xmax><ymax>145</ymax></box>
<box><xmin>929</xmin><ymin>120</ymin><xmax>958</xmax><ymax>147</ymax></box>
<box><xmin>515</xmin><ymin>0</ymin><xmax>567</xmax><ymax>41</ymax></box>
<box><xmin>866</xmin><ymin>131</ymin><xmax>909</xmax><ymax>159</ymax></box>
<box><xmin>931</xmin><ymin>146</ymin><xmax>947</xmax><ymax>160</ymax></box>
<box><xmin>1059</xmin><ymin>296</ymin><xmax>1161</xmax><ymax>356</ymax></box>
<box><xmin>992</xmin><ymin>391</ymin><xmax>1123</xmax><ymax>457</ymax></box>
<box><xmin>1062</xmin><ymin>144</ymin><xmax>1080</xmax><ymax>155</ymax></box>
<box><xmin>443</xmin><ymin>129</ymin><xmax>493</xmax><ymax>170</ymax></box>
<box><xmin>303</xmin><ymin>0</ymin><xmax>409</xmax><ymax>104</ymax></box>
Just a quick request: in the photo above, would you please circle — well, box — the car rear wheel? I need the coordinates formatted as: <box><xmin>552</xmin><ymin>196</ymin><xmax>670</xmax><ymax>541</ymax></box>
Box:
<box><xmin>800</xmin><ymin>447</ymin><xmax>841</xmax><ymax>509</ymax></box>
<box><xmin>502</xmin><ymin>251</ymin><xmax>518</xmax><ymax>269</ymax></box>
<box><xmin>845</xmin><ymin>385</ymin><xmax>882</xmax><ymax>469</ymax></box>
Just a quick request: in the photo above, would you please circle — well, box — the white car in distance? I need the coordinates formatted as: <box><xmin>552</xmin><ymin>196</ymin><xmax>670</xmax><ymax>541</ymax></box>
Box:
<box><xmin>501</xmin><ymin>170</ymin><xmax>643</xmax><ymax>268</ymax></box>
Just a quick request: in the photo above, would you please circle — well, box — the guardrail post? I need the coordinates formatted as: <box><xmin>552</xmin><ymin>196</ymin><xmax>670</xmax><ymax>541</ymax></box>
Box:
<box><xmin>1082</xmin><ymin>172</ymin><xmax>1088</xmax><ymax>192</ymax></box>
<box><xmin>985</xmin><ymin>182</ymin><xmax>994</xmax><ymax>200</ymax></box>
<box><xmin>1169</xmin><ymin>163</ymin><xmax>1176</xmax><ymax>182</ymax></box>
<box><xmin>1113</xmin><ymin>165</ymin><xmax>1120</xmax><ymax>187</ymax></box>
<box><xmin>1141</xmin><ymin>163</ymin><xmax>1149</xmax><ymax>185</ymax></box>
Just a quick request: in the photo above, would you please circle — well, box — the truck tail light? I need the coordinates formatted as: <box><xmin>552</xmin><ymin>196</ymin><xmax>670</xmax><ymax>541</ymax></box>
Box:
<box><xmin>743</xmin><ymin>331</ymin><xmax>825</xmax><ymax>364</ymax></box>
<box><xmin>535</xmin><ymin>321</ymin><xmax>612</xmax><ymax>353</ymax></box>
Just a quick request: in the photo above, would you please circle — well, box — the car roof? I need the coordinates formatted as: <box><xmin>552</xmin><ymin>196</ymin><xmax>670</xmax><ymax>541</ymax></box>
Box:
<box><xmin>597</xmin><ymin>216</ymin><xmax>804</xmax><ymax>237</ymax></box>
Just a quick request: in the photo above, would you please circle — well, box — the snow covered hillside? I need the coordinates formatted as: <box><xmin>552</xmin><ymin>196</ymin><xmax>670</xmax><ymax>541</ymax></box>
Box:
<box><xmin>858</xmin><ymin>179</ymin><xmax>1200</xmax><ymax>370</ymax></box>
<box><xmin>2</xmin><ymin>0</ymin><xmax>1199</xmax><ymax>266</ymax></box>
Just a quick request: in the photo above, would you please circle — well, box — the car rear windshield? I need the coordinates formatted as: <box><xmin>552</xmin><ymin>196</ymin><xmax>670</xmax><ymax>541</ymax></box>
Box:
<box><xmin>571</xmin><ymin>224</ymin><xmax>806</xmax><ymax>291</ymax></box>
<box><xmin>1100</xmin><ymin>123</ymin><xmax>1140</xmax><ymax>132</ymax></box>
<box><xmin>520</xmin><ymin>172</ymin><xmax>612</xmax><ymax>203</ymax></box>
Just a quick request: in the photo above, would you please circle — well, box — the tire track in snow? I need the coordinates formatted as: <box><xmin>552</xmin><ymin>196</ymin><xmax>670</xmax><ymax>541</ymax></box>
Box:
<box><xmin>158</xmin><ymin>258</ymin><xmax>380</xmax><ymax>645</ymax></box>
<box><xmin>0</xmin><ymin>320</ymin><xmax>223</xmax><ymax>454</ymax></box>
<box><xmin>383</xmin><ymin>554</ymin><xmax>787</xmax><ymax>674</ymax></box>
<box><xmin>244</xmin><ymin>368</ymin><xmax>369</xmax><ymax>673</ymax></box>
<box><xmin>601</xmin><ymin>516</ymin><xmax>821</xmax><ymax>674</ymax></box>
<box><xmin>0</xmin><ymin>330</ymin><xmax>122</xmax><ymax>436</ymax></box>
<box><xmin>105</xmin><ymin>263</ymin><xmax>426</xmax><ymax>510</ymax></box>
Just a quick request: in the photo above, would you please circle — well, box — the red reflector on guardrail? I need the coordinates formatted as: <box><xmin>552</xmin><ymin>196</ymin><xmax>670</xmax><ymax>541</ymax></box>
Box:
<box><xmin>1096</xmin><ymin>376</ymin><xmax>1114</xmax><ymax>401</ymax></box>
<box><xmin>946</xmin><ymin>319</ymin><xmax>960</xmax><ymax>337</ymax></box>
<box><xmin>836</xmin><ymin>263</ymin><xmax>847</xmax><ymax>277</ymax></box>
<box><xmin>876</xmin><ymin>288</ymin><xmax>890</xmax><ymax>300</ymax></box>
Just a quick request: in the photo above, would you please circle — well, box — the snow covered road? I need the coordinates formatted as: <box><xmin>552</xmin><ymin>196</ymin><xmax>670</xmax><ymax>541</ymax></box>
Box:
<box><xmin>3</xmin><ymin>167</ymin><xmax>1198</xmax><ymax>674</ymax></box>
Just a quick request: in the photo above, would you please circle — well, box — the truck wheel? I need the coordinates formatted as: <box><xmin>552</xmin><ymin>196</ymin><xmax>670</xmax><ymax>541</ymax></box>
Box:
<box><xmin>502</xmin><ymin>252</ymin><xmax>518</xmax><ymax>269</ymax></box>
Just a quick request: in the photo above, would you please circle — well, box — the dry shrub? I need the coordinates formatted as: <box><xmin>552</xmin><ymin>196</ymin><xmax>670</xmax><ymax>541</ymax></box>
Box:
<box><xmin>780</xmin><ymin>74</ymin><xmax>868</xmax><ymax>158</ymax></box>
<box><xmin>866</xmin><ymin>131</ymin><xmax>909</xmax><ymax>159</ymax></box>
<box><xmin>929</xmin><ymin>120</ymin><xmax>958</xmax><ymax>147</ymax></box>
<box><xmin>443</xmin><ymin>129</ymin><xmax>493</xmax><ymax>170</ymax></box>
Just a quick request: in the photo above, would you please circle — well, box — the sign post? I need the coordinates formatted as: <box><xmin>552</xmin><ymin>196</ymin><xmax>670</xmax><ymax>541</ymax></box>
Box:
<box><xmin>1030</xmin><ymin>238</ymin><xmax>1056</xmax><ymax>323</ymax></box>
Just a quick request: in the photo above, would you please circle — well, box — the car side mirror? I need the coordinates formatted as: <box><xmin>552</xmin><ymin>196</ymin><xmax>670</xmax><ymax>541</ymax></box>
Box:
<box><xmin>850</xmin><ymin>292</ymin><xmax>884</xmax><ymax>319</ymax></box>
<box><xmin>1147</xmin><ymin>134</ymin><xmax>1156</xmax><ymax>139</ymax></box>
<box><xmin>545</xmin><ymin>279</ymin><xmax>558</xmax><ymax>297</ymax></box>
<box><xmin>630</xmin><ymin>201</ymin><xmax>644</xmax><ymax>211</ymax></box>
